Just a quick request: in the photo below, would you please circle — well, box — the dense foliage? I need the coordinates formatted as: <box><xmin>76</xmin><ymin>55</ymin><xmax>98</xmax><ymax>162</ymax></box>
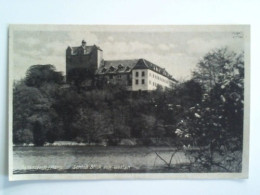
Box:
<box><xmin>175</xmin><ymin>48</ymin><xmax>244</xmax><ymax>172</ymax></box>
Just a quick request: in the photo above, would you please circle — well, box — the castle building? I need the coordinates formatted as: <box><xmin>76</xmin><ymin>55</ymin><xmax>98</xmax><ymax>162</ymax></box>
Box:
<box><xmin>66</xmin><ymin>40</ymin><xmax>177</xmax><ymax>90</ymax></box>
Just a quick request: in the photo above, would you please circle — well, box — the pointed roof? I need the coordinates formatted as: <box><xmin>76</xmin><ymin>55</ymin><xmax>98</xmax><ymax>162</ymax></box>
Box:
<box><xmin>134</xmin><ymin>59</ymin><xmax>177</xmax><ymax>81</ymax></box>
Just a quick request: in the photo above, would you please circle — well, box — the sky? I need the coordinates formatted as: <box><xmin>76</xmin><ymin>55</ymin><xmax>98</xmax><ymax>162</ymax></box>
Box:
<box><xmin>12</xmin><ymin>27</ymin><xmax>245</xmax><ymax>81</ymax></box>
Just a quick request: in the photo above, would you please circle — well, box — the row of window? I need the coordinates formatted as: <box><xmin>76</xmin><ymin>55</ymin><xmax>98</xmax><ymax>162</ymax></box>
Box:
<box><xmin>109</xmin><ymin>75</ymin><xmax>124</xmax><ymax>79</ymax></box>
<box><xmin>135</xmin><ymin>71</ymin><xmax>170</xmax><ymax>85</ymax></box>
<box><xmin>149</xmin><ymin>80</ymin><xmax>162</xmax><ymax>87</ymax></box>
<box><xmin>135</xmin><ymin>79</ymin><xmax>165</xmax><ymax>87</ymax></box>
<box><xmin>135</xmin><ymin>71</ymin><xmax>145</xmax><ymax>77</ymax></box>
<box><xmin>149</xmin><ymin>72</ymin><xmax>169</xmax><ymax>84</ymax></box>
<box><xmin>106</xmin><ymin>74</ymin><xmax>173</xmax><ymax>87</ymax></box>
<box><xmin>135</xmin><ymin>79</ymin><xmax>145</xmax><ymax>85</ymax></box>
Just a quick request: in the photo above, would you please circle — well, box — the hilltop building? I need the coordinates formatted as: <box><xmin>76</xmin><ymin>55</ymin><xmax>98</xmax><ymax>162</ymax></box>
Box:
<box><xmin>66</xmin><ymin>40</ymin><xmax>177</xmax><ymax>90</ymax></box>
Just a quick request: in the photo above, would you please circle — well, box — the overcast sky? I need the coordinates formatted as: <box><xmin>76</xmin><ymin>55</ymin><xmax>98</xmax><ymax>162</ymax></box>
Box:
<box><xmin>12</xmin><ymin>28</ymin><xmax>245</xmax><ymax>81</ymax></box>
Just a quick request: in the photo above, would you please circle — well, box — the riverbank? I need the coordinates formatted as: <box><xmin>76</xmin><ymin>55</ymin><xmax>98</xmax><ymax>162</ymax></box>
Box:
<box><xmin>13</xmin><ymin>146</ymin><xmax>190</xmax><ymax>174</ymax></box>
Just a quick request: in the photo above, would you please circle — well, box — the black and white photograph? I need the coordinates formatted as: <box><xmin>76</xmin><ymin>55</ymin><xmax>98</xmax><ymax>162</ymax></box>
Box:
<box><xmin>8</xmin><ymin>25</ymin><xmax>250</xmax><ymax>180</ymax></box>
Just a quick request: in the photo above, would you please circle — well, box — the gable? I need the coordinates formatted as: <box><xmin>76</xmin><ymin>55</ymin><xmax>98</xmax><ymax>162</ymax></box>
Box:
<box><xmin>133</xmin><ymin>59</ymin><xmax>149</xmax><ymax>69</ymax></box>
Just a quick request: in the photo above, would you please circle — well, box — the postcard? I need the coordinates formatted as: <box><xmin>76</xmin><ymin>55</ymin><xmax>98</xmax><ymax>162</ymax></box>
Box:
<box><xmin>8</xmin><ymin>25</ymin><xmax>250</xmax><ymax>180</ymax></box>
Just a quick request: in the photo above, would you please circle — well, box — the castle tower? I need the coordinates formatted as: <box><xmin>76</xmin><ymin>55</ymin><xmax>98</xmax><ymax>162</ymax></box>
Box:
<box><xmin>66</xmin><ymin>40</ymin><xmax>103</xmax><ymax>83</ymax></box>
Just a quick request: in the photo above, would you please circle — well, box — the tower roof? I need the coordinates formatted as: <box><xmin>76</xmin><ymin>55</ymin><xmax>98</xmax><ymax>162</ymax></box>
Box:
<box><xmin>69</xmin><ymin>45</ymin><xmax>102</xmax><ymax>55</ymax></box>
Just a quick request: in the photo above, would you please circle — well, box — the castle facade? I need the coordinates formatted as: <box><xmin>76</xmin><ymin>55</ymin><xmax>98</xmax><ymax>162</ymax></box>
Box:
<box><xmin>66</xmin><ymin>40</ymin><xmax>177</xmax><ymax>90</ymax></box>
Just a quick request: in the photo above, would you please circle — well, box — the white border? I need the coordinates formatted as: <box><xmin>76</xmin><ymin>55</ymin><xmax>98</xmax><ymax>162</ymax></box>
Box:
<box><xmin>8</xmin><ymin>25</ymin><xmax>250</xmax><ymax>181</ymax></box>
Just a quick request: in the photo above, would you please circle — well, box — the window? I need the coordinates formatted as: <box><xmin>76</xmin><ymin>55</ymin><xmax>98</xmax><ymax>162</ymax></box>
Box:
<box><xmin>135</xmin><ymin>71</ymin><xmax>139</xmax><ymax>77</ymax></box>
<box><xmin>135</xmin><ymin>79</ymin><xmax>139</xmax><ymax>85</ymax></box>
<box><xmin>142</xmin><ymin>79</ymin><xmax>145</xmax><ymax>84</ymax></box>
<box><xmin>142</xmin><ymin>71</ymin><xmax>145</xmax><ymax>77</ymax></box>
<box><xmin>149</xmin><ymin>80</ymin><xmax>151</xmax><ymax>85</ymax></box>
<box><xmin>109</xmin><ymin>66</ymin><xmax>115</xmax><ymax>72</ymax></box>
<box><xmin>118</xmin><ymin>64</ymin><xmax>123</xmax><ymax>69</ymax></box>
